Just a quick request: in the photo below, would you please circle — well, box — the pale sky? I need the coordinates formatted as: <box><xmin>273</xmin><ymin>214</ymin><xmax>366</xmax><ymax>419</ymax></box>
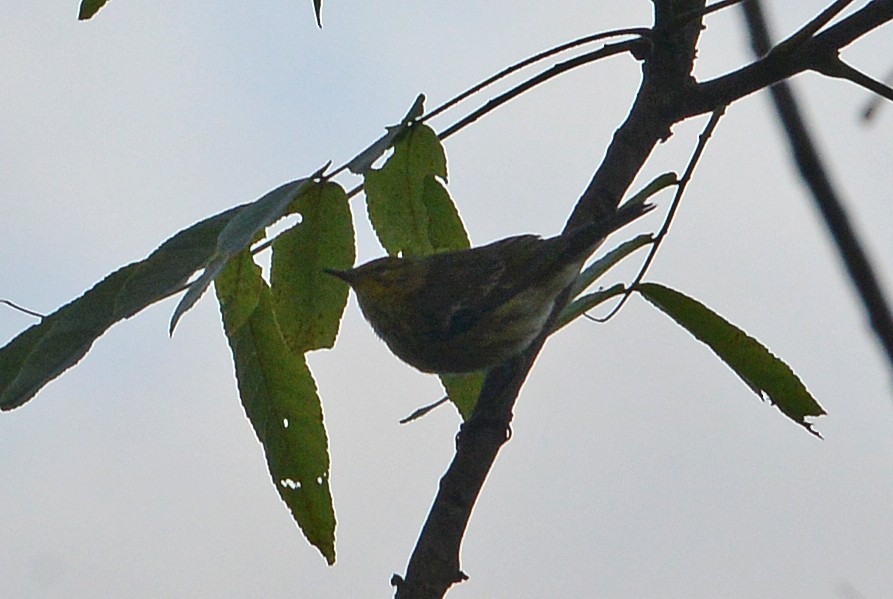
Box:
<box><xmin>2</xmin><ymin>2</ymin><xmax>893</xmax><ymax>598</ymax></box>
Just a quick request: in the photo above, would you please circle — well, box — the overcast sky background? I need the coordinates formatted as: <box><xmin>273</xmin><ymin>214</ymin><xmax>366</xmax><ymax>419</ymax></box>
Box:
<box><xmin>2</xmin><ymin>2</ymin><xmax>893</xmax><ymax>598</ymax></box>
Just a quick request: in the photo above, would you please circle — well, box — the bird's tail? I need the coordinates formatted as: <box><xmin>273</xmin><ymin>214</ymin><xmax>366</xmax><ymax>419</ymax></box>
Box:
<box><xmin>562</xmin><ymin>199</ymin><xmax>655</xmax><ymax>260</ymax></box>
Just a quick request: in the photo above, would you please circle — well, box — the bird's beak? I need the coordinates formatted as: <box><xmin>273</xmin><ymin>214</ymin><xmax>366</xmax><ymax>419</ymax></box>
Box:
<box><xmin>324</xmin><ymin>268</ymin><xmax>352</xmax><ymax>283</ymax></box>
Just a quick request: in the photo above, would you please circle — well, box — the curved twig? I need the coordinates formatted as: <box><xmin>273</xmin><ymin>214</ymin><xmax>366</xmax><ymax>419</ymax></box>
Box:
<box><xmin>423</xmin><ymin>28</ymin><xmax>651</xmax><ymax>123</ymax></box>
<box><xmin>595</xmin><ymin>105</ymin><xmax>726</xmax><ymax>323</ymax></box>
<box><xmin>437</xmin><ymin>40</ymin><xmax>645</xmax><ymax>142</ymax></box>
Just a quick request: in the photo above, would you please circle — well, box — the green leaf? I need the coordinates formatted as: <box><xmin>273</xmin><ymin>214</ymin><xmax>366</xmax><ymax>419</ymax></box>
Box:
<box><xmin>0</xmin><ymin>206</ymin><xmax>240</xmax><ymax>410</ymax></box>
<box><xmin>217</xmin><ymin>251</ymin><xmax>336</xmax><ymax>564</ymax></box>
<box><xmin>422</xmin><ymin>176</ymin><xmax>471</xmax><ymax>252</ymax></box>
<box><xmin>271</xmin><ymin>182</ymin><xmax>355</xmax><ymax>353</ymax></box>
<box><xmin>572</xmin><ymin>234</ymin><xmax>653</xmax><ymax>297</ymax></box>
<box><xmin>637</xmin><ymin>282</ymin><xmax>825</xmax><ymax>437</ymax></box>
<box><xmin>555</xmin><ymin>284</ymin><xmax>626</xmax><ymax>332</ymax></box>
<box><xmin>625</xmin><ymin>172</ymin><xmax>677</xmax><ymax>206</ymax></box>
<box><xmin>170</xmin><ymin>177</ymin><xmax>314</xmax><ymax>334</ymax></box>
<box><xmin>365</xmin><ymin>124</ymin><xmax>467</xmax><ymax>257</ymax></box>
<box><xmin>440</xmin><ymin>371</ymin><xmax>485</xmax><ymax>421</ymax></box>
<box><xmin>347</xmin><ymin>94</ymin><xmax>425</xmax><ymax>175</ymax></box>
<box><xmin>78</xmin><ymin>0</ymin><xmax>110</xmax><ymax>20</ymax></box>
<box><xmin>568</xmin><ymin>173</ymin><xmax>672</xmax><ymax>295</ymax></box>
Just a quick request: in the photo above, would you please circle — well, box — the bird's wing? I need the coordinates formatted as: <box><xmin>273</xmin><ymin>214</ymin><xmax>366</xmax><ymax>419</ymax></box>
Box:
<box><xmin>421</xmin><ymin>235</ymin><xmax>546</xmax><ymax>339</ymax></box>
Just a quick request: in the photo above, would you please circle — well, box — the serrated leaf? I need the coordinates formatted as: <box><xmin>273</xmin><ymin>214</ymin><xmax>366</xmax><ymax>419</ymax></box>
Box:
<box><xmin>78</xmin><ymin>0</ymin><xmax>110</xmax><ymax>20</ymax></box>
<box><xmin>440</xmin><ymin>371</ymin><xmax>484</xmax><ymax>421</ymax></box>
<box><xmin>365</xmin><ymin>124</ymin><xmax>463</xmax><ymax>257</ymax></box>
<box><xmin>0</xmin><ymin>206</ymin><xmax>240</xmax><ymax>410</ymax></box>
<box><xmin>217</xmin><ymin>251</ymin><xmax>336</xmax><ymax>564</ymax></box>
<box><xmin>422</xmin><ymin>176</ymin><xmax>470</xmax><ymax>252</ymax></box>
<box><xmin>271</xmin><ymin>182</ymin><xmax>355</xmax><ymax>353</ymax></box>
<box><xmin>170</xmin><ymin>177</ymin><xmax>314</xmax><ymax>334</ymax></box>
<box><xmin>637</xmin><ymin>282</ymin><xmax>825</xmax><ymax>437</ymax></box>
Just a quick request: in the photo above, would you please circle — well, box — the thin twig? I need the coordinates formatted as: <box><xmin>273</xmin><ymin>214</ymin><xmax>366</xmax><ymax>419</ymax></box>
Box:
<box><xmin>676</xmin><ymin>0</ymin><xmax>749</xmax><ymax>25</ymax></box>
<box><xmin>1</xmin><ymin>299</ymin><xmax>45</xmax><ymax>319</ymax></box>
<box><xmin>862</xmin><ymin>66</ymin><xmax>893</xmax><ymax>120</ymax></box>
<box><xmin>437</xmin><ymin>40</ymin><xmax>643</xmax><ymax>142</ymax></box>
<box><xmin>422</xmin><ymin>28</ymin><xmax>651</xmax><ymax>124</ymax></box>
<box><xmin>249</xmin><ymin>38</ymin><xmax>647</xmax><ymax>260</ymax></box>
<box><xmin>814</xmin><ymin>55</ymin><xmax>893</xmax><ymax>102</ymax></box>
<box><xmin>595</xmin><ymin>106</ymin><xmax>726</xmax><ymax>322</ymax></box>
<box><xmin>769</xmin><ymin>0</ymin><xmax>857</xmax><ymax>56</ymax></box>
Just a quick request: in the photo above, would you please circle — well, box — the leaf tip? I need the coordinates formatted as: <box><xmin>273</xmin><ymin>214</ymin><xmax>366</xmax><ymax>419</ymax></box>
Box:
<box><xmin>804</xmin><ymin>419</ymin><xmax>824</xmax><ymax>439</ymax></box>
<box><xmin>313</xmin><ymin>0</ymin><xmax>323</xmax><ymax>28</ymax></box>
<box><xmin>168</xmin><ymin>308</ymin><xmax>184</xmax><ymax>336</ymax></box>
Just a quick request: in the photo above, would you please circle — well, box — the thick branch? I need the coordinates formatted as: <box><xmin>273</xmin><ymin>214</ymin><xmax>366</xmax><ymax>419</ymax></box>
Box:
<box><xmin>394</xmin><ymin>3</ymin><xmax>708</xmax><ymax>598</ymax></box>
<box><xmin>569</xmin><ymin>0</ymin><xmax>706</xmax><ymax>229</ymax></box>
<box><xmin>394</xmin><ymin>1</ymin><xmax>893</xmax><ymax>596</ymax></box>
<box><xmin>393</xmin><ymin>353</ymin><xmax>534</xmax><ymax>598</ymax></box>
<box><xmin>686</xmin><ymin>0</ymin><xmax>893</xmax><ymax>116</ymax></box>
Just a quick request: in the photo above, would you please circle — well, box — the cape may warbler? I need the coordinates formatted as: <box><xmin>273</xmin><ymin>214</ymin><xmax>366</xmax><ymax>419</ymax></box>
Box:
<box><xmin>327</xmin><ymin>202</ymin><xmax>652</xmax><ymax>373</ymax></box>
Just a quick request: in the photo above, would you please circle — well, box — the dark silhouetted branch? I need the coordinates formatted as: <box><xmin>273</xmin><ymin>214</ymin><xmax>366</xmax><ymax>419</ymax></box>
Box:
<box><xmin>741</xmin><ymin>0</ymin><xmax>893</xmax><ymax>375</ymax></box>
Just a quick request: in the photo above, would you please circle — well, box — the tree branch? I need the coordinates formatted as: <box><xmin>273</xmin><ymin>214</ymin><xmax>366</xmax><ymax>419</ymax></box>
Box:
<box><xmin>394</xmin><ymin>3</ymin><xmax>709</xmax><ymax>597</ymax></box>
<box><xmin>740</xmin><ymin>0</ymin><xmax>893</xmax><ymax>374</ymax></box>
<box><xmin>393</xmin><ymin>1</ymin><xmax>893</xmax><ymax>596</ymax></box>
<box><xmin>686</xmin><ymin>0</ymin><xmax>893</xmax><ymax>116</ymax></box>
<box><xmin>569</xmin><ymin>0</ymin><xmax>707</xmax><ymax>228</ymax></box>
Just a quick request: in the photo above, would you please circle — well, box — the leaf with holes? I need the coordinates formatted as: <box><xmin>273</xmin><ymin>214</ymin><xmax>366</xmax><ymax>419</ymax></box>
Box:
<box><xmin>170</xmin><ymin>178</ymin><xmax>313</xmax><ymax>334</ymax></box>
<box><xmin>217</xmin><ymin>251</ymin><xmax>336</xmax><ymax>564</ymax></box>
<box><xmin>271</xmin><ymin>182</ymin><xmax>355</xmax><ymax>353</ymax></box>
